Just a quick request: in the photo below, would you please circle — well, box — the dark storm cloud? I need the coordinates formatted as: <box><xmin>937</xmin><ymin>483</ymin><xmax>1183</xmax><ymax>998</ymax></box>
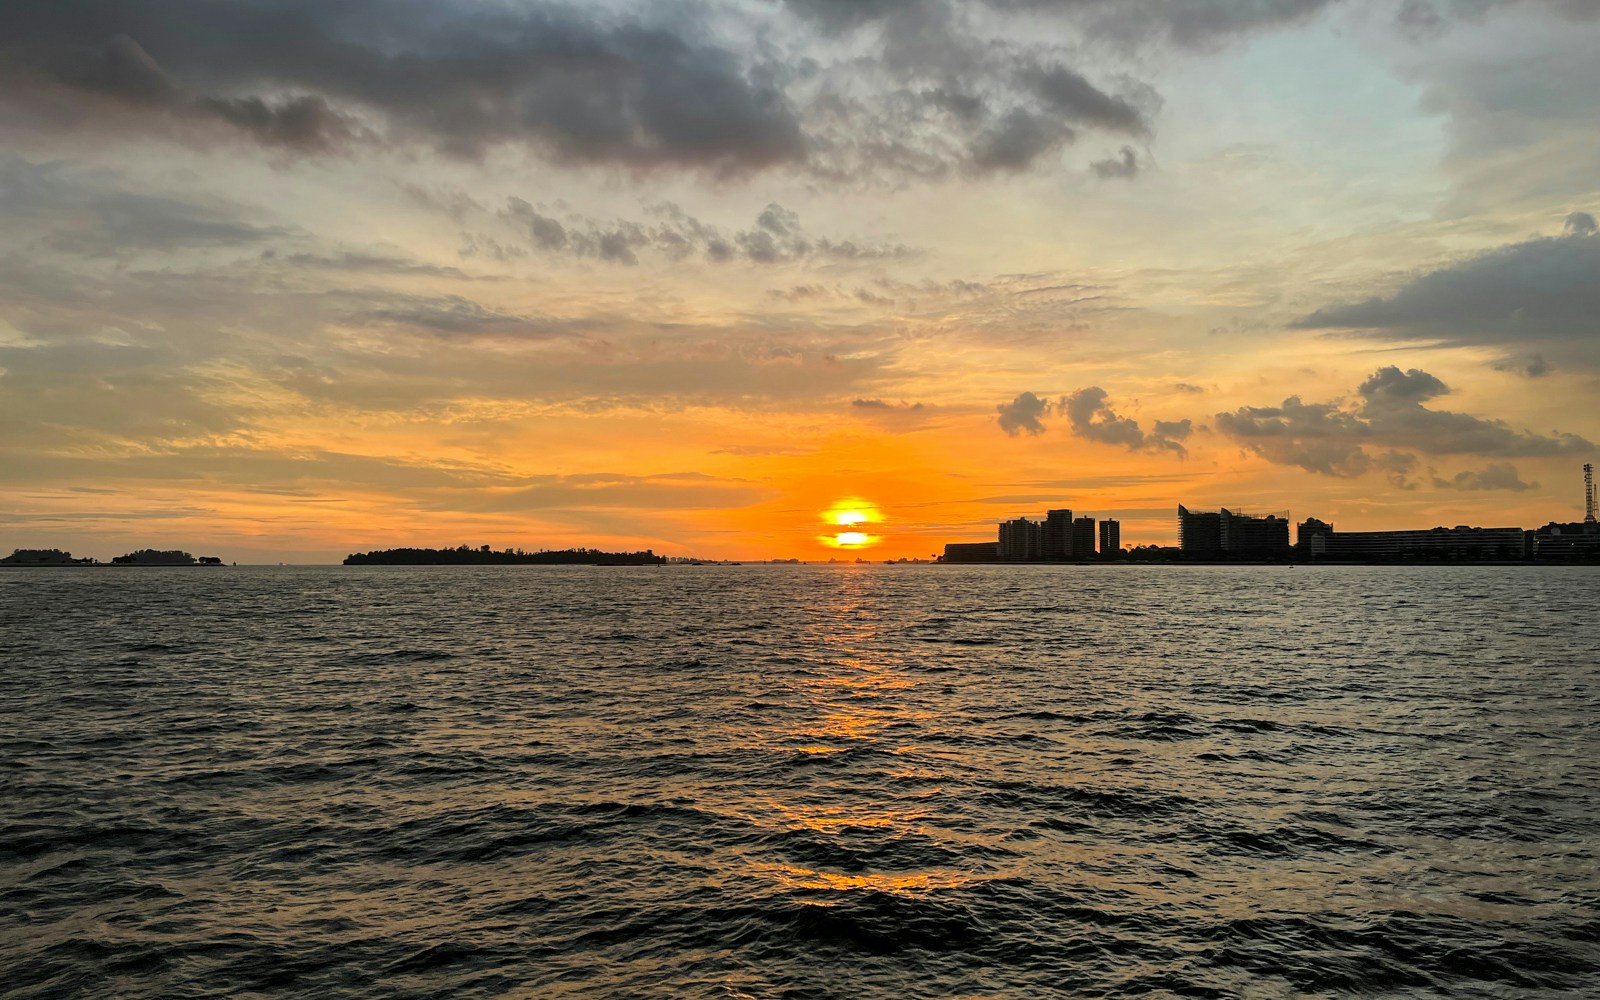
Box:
<box><xmin>1215</xmin><ymin>365</ymin><xmax>1592</xmax><ymax>479</ymax></box>
<box><xmin>500</xmin><ymin>199</ymin><xmax>915</xmax><ymax>266</ymax></box>
<box><xmin>3</xmin><ymin>0</ymin><xmax>1172</xmax><ymax>182</ymax></box>
<box><xmin>1</xmin><ymin>0</ymin><xmax>806</xmax><ymax>172</ymax></box>
<box><xmin>1293</xmin><ymin>220</ymin><xmax>1600</xmax><ymax>366</ymax></box>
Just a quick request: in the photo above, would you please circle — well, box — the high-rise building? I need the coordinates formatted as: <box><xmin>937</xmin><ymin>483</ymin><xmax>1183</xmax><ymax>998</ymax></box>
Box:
<box><xmin>1072</xmin><ymin>516</ymin><xmax>1096</xmax><ymax>559</ymax></box>
<box><xmin>1042</xmin><ymin>508</ymin><xmax>1074</xmax><ymax>560</ymax></box>
<box><xmin>1098</xmin><ymin>519</ymin><xmax>1120</xmax><ymax>557</ymax></box>
<box><xmin>998</xmin><ymin>517</ymin><xmax>1043</xmax><ymax>561</ymax></box>
<box><xmin>1177</xmin><ymin>505</ymin><xmax>1223</xmax><ymax>557</ymax></box>
<box><xmin>1179</xmin><ymin>505</ymin><xmax>1290</xmax><ymax>557</ymax></box>
<box><xmin>1297</xmin><ymin>517</ymin><xmax>1332</xmax><ymax>557</ymax></box>
<box><xmin>1220</xmin><ymin>508</ymin><xmax>1290</xmax><ymax>556</ymax></box>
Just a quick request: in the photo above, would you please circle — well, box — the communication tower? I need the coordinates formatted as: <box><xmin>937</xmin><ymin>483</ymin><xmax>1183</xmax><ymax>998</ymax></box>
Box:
<box><xmin>1587</xmin><ymin>463</ymin><xmax>1597</xmax><ymax>524</ymax></box>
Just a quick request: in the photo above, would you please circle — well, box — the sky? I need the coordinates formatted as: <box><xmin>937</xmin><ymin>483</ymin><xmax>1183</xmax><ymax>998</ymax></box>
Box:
<box><xmin>1</xmin><ymin>0</ymin><xmax>1597</xmax><ymax>562</ymax></box>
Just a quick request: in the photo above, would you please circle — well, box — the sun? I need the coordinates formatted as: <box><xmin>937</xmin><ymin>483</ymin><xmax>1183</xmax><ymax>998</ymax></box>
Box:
<box><xmin>819</xmin><ymin>498</ymin><xmax>883</xmax><ymax>550</ymax></box>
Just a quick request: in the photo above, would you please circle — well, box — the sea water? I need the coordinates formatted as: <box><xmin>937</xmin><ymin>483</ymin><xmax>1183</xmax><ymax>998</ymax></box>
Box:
<box><xmin>3</xmin><ymin>564</ymin><xmax>1598</xmax><ymax>998</ymax></box>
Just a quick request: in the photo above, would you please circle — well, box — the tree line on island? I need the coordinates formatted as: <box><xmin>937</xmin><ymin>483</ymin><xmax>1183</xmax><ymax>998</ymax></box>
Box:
<box><xmin>343</xmin><ymin>544</ymin><xmax>666</xmax><ymax>566</ymax></box>
<box><xmin>1</xmin><ymin>548</ymin><xmax>223</xmax><ymax>566</ymax></box>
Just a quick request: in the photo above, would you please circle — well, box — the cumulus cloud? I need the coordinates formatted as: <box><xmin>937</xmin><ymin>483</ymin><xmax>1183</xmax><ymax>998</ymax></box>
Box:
<box><xmin>1062</xmin><ymin>387</ymin><xmax>1190</xmax><ymax>456</ymax></box>
<box><xmin>1215</xmin><ymin>365</ymin><xmax>1592</xmax><ymax>479</ymax></box>
<box><xmin>1432</xmin><ymin>463</ymin><xmax>1538</xmax><ymax>492</ymax></box>
<box><xmin>1293</xmin><ymin>216</ymin><xmax>1600</xmax><ymax>367</ymax></box>
<box><xmin>995</xmin><ymin>386</ymin><xmax>1189</xmax><ymax>454</ymax></box>
<box><xmin>1566</xmin><ymin>211</ymin><xmax>1598</xmax><ymax>235</ymax></box>
<box><xmin>996</xmin><ymin>391</ymin><xmax>1051</xmax><ymax>436</ymax></box>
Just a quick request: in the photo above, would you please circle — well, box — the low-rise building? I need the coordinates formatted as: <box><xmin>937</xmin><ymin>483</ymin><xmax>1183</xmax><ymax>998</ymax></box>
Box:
<box><xmin>943</xmin><ymin>541</ymin><xmax>1000</xmax><ymax>563</ymax></box>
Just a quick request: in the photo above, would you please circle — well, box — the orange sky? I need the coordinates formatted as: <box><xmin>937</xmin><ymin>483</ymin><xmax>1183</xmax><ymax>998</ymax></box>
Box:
<box><xmin>1</xmin><ymin>1</ymin><xmax>1598</xmax><ymax>562</ymax></box>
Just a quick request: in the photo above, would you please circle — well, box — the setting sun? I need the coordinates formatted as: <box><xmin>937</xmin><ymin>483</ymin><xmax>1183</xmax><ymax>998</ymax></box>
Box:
<box><xmin>820</xmin><ymin>499</ymin><xmax>884</xmax><ymax>550</ymax></box>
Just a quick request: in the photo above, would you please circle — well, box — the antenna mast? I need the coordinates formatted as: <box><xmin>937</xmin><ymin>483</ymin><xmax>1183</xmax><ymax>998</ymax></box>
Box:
<box><xmin>1587</xmin><ymin>463</ymin><xmax>1597</xmax><ymax>524</ymax></box>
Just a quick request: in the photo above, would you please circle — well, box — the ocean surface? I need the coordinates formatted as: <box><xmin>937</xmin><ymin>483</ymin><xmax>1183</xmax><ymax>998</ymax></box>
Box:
<box><xmin>3</xmin><ymin>564</ymin><xmax>1598</xmax><ymax>999</ymax></box>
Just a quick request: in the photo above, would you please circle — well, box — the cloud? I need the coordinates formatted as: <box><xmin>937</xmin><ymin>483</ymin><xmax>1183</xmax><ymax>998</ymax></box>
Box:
<box><xmin>0</xmin><ymin>157</ymin><xmax>289</xmax><ymax>256</ymax></box>
<box><xmin>996</xmin><ymin>391</ymin><xmax>1051</xmax><ymax>436</ymax></box>
<box><xmin>1</xmin><ymin>1</ymin><xmax>806</xmax><ymax>173</ymax></box>
<box><xmin>1293</xmin><ymin>218</ymin><xmax>1600</xmax><ymax>366</ymax></box>
<box><xmin>1090</xmin><ymin>146</ymin><xmax>1141</xmax><ymax>180</ymax></box>
<box><xmin>1491</xmin><ymin>353</ymin><xmax>1550</xmax><ymax>378</ymax></box>
<box><xmin>788</xmin><ymin>0</ymin><xmax>1344</xmax><ymax>50</ymax></box>
<box><xmin>1432</xmin><ymin>462</ymin><xmax>1538</xmax><ymax>492</ymax></box>
<box><xmin>1567</xmin><ymin>211</ymin><xmax>1598</xmax><ymax>235</ymax></box>
<box><xmin>343</xmin><ymin>293</ymin><xmax>587</xmax><ymax>340</ymax></box>
<box><xmin>0</xmin><ymin>0</ymin><xmax>1180</xmax><ymax>183</ymax></box>
<box><xmin>1215</xmin><ymin>365</ymin><xmax>1592</xmax><ymax>478</ymax></box>
<box><xmin>501</xmin><ymin>199</ymin><xmax>914</xmax><ymax>266</ymax></box>
<box><xmin>1061</xmin><ymin>387</ymin><xmax>1190</xmax><ymax>456</ymax></box>
<box><xmin>851</xmin><ymin>398</ymin><xmax>923</xmax><ymax>410</ymax></box>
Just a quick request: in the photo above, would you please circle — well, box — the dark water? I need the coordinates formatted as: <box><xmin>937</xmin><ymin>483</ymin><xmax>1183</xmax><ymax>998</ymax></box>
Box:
<box><xmin>3</xmin><ymin>565</ymin><xmax>1598</xmax><ymax>999</ymax></box>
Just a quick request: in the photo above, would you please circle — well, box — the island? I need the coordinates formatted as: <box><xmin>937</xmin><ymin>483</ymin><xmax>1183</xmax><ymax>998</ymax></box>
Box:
<box><xmin>0</xmin><ymin>548</ymin><xmax>96</xmax><ymax>566</ymax></box>
<box><xmin>343</xmin><ymin>545</ymin><xmax>667</xmax><ymax>566</ymax></box>
<box><xmin>110</xmin><ymin>549</ymin><xmax>224</xmax><ymax>566</ymax></box>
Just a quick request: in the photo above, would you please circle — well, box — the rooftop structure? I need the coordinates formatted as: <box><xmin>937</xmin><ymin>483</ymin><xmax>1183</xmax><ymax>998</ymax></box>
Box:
<box><xmin>1179</xmin><ymin>506</ymin><xmax>1290</xmax><ymax>558</ymax></box>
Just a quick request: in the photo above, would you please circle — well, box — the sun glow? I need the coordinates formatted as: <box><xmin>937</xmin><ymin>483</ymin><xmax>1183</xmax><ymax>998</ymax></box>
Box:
<box><xmin>820</xmin><ymin>498</ymin><xmax>884</xmax><ymax>550</ymax></box>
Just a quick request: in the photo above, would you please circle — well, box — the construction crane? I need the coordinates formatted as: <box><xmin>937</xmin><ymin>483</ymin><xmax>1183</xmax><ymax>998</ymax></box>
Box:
<box><xmin>1587</xmin><ymin>463</ymin><xmax>1597</xmax><ymax>524</ymax></box>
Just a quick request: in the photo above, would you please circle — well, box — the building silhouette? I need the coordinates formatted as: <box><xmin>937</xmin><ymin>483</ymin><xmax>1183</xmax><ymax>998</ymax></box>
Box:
<box><xmin>1295</xmin><ymin>519</ymin><xmax>1528</xmax><ymax>560</ymax></box>
<box><xmin>1099</xmin><ymin>519</ymin><xmax>1121</xmax><ymax>557</ymax></box>
<box><xmin>1042</xmin><ymin>508</ymin><xmax>1074</xmax><ymax>560</ymax></box>
<box><xmin>1177</xmin><ymin>505</ymin><xmax>1223</xmax><ymax>558</ymax></box>
<box><xmin>1072</xmin><ymin>516</ymin><xmax>1097</xmax><ymax>559</ymax></box>
<box><xmin>1178</xmin><ymin>506</ymin><xmax>1290</xmax><ymax>558</ymax></box>
<box><xmin>999</xmin><ymin>517</ymin><xmax>1044</xmax><ymax>560</ymax></box>
<box><xmin>943</xmin><ymin>541</ymin><xmax>1000</xmax><ymax>562</ymax></box>
<box><xmin>1531</xmin><ymin>521</ymin><xmax>1600</xmax><ymax>560</ymax></box>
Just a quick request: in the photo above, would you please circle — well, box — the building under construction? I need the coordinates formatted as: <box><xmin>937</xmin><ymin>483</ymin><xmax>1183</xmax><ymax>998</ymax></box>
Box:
<box><xmin>1177</xmin><ymin>505</ymin><xmax>1291</xmax><ymax>558</ymax></box>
